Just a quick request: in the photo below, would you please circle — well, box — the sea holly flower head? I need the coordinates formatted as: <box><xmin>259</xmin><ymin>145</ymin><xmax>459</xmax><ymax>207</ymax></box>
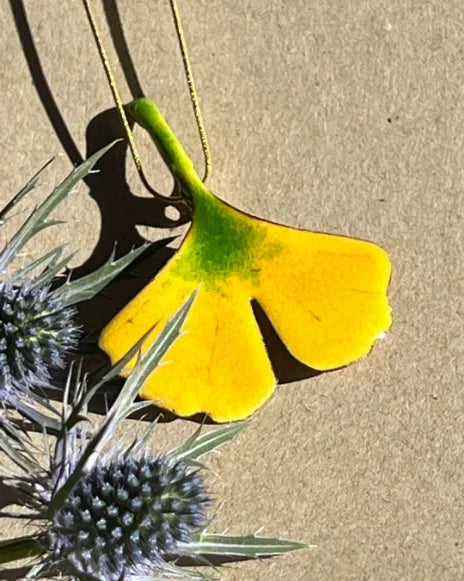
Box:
<box><xmin>0</xmin><ymin>279</ymin><xmax>79</xmax><ymax>400</ymax></box>
<box><xmin>0</xmin><ymin>298</ymin><xmax>306</xmax><ymax>579</ymax></box>
<box><xmin>100</xmin><ymin>99</ymin><xmax>392</xmax><ymax>423</ymax></box>
<box><xmin>45</xmin><ymin>455</ymin><xmax>209</xmax><ymax>580</ymax></box>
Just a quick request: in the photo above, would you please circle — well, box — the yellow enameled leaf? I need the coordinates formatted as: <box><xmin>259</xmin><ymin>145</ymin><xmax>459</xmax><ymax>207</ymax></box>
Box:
<box><xmin>99</xmin><ymin>99</ymin><xmax>392</xmax><ymax>422</ymax></box>
<box><xmin>253</xmin><ymin>222</ymin><xmax>391</xmax><ymax>370</ymax></box>
<box><xmin>100</xmin><ymin>193</ymin><xmax>391</xmax><ymax>422</ymax></box>
<box><xmin>100</xmin><ymin>274</ymin><xmax>276</xmax><ymax>422</ymax></box>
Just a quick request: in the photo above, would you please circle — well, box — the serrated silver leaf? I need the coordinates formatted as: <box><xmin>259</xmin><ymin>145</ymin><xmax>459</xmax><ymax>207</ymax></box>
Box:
<box><xmin>185</xmin><ymin>532</ymin><xmax>307</xmax><ymax>558</ymax></box>
<box><xmin>52</xmin><ymin>242</ymin><xmax>151</xmax><ymax>306</ymax></box>
<box><xmin>0</xmin><ymin>142</ymin><xmax>116</xmax><ymax>274</ymax></box>
<box><xmin>10</xmin><ymin>246</ymin><xmax>64</xmax><ymax>284</ymax></box>
<box><xmin>169</xmin><ymin>422</ymin><xmax>247</xmax><ymax>462</ymax></box>
<box><xmin>0</xmin><ymin>158</ymin><xmax>54</xmax><ymax>226</ymax></box>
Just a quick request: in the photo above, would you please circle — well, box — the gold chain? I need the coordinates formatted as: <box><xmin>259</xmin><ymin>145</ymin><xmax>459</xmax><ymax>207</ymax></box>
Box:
<box><xmin>82</xmin><ymin>0</ymin><xmax>211</xmax><ymax>196</ymax></box>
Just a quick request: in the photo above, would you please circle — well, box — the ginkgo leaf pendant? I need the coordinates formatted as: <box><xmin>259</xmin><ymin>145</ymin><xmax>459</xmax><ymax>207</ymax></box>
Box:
<box><xmin>99</xmin><ymin>99</ymin><xmax>391</xmax><ymax>423</ymax></box>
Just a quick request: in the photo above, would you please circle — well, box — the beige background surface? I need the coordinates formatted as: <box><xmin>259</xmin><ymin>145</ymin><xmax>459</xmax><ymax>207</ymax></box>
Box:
<box><xmin>1</xmin><ymin>1</ymin><xmax>463</xmax><ymax>579</ymax></box>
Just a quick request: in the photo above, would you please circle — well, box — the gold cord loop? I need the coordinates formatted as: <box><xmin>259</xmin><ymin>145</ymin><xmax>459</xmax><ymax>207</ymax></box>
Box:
<box><xmin>169</xmin><ymin>0</ymin><xmax>212</xmax><ymax>183</ymax></box>
<box><xmin>83</xmin><ymin>0</ymin><xmax>212</xmax><ymax>198</ymax></box>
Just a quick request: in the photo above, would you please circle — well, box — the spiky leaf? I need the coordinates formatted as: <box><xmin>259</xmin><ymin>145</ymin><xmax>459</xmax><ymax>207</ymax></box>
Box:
<box><xmin>52</xmin><ymin>243</ymin><xmax>151</xmax><ymax>307</ymax></box>
<box><xmin>169</xmin><ymin>422</ymin><xmax>247</xmax><ymax>462</ymax></box>
<box><xmin>0</xmin><ymin>142</ymin><xmax>116</xmax><ymax>273</ymax></box>
<box><xmin>31</xmin><ymin>250</ymin><xmax>76</xmax><ymax>289</ymax></box>
<box><xmin>10</xmin><ymin>247</ymin><xmax>65</xmax><ymax>284</ymax></box>
<box><xmin>0</xmin><ymin>159</ymin><xmax>54</xmax><ymax>227</ymax></box>
<box><xmin>185</xmin><ymin>532</ymin><xmax>307</xmax><ymax>558</ymax></box>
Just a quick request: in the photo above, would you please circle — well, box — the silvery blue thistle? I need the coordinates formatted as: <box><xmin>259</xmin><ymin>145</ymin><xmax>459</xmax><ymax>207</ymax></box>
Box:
<box><xmin>44</xmin><ymin>455</ymin><xmax>209</xmax><ymax>580</ymax></box>
<box><xmin>0</xmin><ymin>295</ymin><xmax>306</xmax><ymax>580</ymax></box>
<box><xmin>0</xmin><ymin>144</ymin><xmax>149</xmax><ymax>427</ymax></box>
<box><xmin>0</xmin><ymin>279</ymin><xmax>80</xmax><ymax>401</ymax></box>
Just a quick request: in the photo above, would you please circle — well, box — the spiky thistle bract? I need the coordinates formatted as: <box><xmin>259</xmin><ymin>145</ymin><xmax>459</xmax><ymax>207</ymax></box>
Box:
<box><xmin>0</xmin><ymin>295</ymin><xmax>306</xmax><ymax>580</ymax></box>
<box><xmin>100</xmin><ymin>98</ymin><xmax>392</xmax><ymax>423</ymax></box>
<box><xmin>0</xmin><ymin>143</ymin><xmax>152</xmax><ymax>429</ymax></box>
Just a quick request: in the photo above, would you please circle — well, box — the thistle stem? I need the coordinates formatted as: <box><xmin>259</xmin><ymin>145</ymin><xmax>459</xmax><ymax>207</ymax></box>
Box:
<box><xmin>0</xmin><ymin>535</ymin><xmax>44</xmax><ymax>564</ymax></box>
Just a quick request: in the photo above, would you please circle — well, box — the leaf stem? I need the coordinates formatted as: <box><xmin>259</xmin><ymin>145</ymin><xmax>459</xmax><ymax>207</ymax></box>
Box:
<box><xmin>129</xmin><ymin>98</ymin><xmax>210</xmax><ymax>203</ymax></box>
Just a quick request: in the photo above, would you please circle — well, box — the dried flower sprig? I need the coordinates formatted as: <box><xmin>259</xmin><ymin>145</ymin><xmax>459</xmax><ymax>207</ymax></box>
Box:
<box><xmin>0</xmin><ymin>295</ymin><xmax>306</xmax><ymax>580</ymax></box>
<box><xmin>0</xmin><ymin>144</ymin><xmax>152</xmax><ymax>430</ymax></box>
